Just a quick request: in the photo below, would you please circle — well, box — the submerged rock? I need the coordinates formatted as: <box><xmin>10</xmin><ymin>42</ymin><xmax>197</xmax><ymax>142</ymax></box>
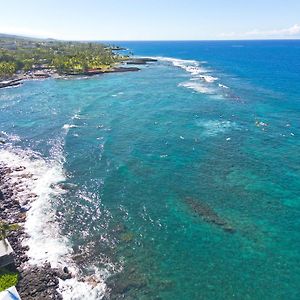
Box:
<box><xmin>184</xmin><ymin>197</ymin><xmax>235</xmax><ymax>233</ymax></box>
<box><xmin>125</xmin><ymin>58</ymin><xmax>158</xmax><ymax>65</ymax></box>
<box><xmin>121</xmin><ymin>232</ymin><xmax>134</xmax><ymax>242</ymax></box>
<box><xmin>106</xmin><ymin>272</ymin><xmax>147</xmax><ymax>297</ymax></box>
<box><xmin>112</xmin><ymin>223</ymin><xmax>127</xmax><ymax>234</ymax></box>
<box><xmin>106</xmin><ymin>67</ymin><xmax>140</xmax><ymax>73</ymax></box>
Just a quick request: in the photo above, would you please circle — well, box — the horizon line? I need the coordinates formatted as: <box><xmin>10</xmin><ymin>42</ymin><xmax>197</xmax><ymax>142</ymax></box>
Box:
<box><xmin>1</xmin><ymin>32</ymin><xmax>300</xmax><ymax>42</ymax></box>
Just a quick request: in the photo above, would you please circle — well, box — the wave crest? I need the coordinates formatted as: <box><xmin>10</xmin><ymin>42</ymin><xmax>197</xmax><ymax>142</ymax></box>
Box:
<box><xmin>153</xmin><ymin>56</ymin><xmax>226</xmax><ymax>95</ymax></box>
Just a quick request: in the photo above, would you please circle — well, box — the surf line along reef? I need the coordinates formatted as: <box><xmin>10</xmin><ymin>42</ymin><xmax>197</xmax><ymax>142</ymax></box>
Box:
<box><xmin>0</xmin><ymin>34</ymin><xmax>157</xmax><ymax>88</ymax></box>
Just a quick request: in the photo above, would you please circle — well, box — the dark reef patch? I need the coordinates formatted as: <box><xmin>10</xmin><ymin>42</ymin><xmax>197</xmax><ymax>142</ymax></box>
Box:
<box><xmin>184</xmin><ymin>197</ymin><xmax>235</xmax><ymax>233</ymax></box>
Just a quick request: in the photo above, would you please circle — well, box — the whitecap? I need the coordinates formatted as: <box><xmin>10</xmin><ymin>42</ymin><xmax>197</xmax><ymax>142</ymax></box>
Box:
<box><xmin>196</xmin><ymin>120</ymin><xmax>239</xmax><ymax>136</ymax></box>
<box><xmin>179</xmin><ymin>81</ymin><xmax>215</xmax><ymax>94</ymax></box>
<box><xmin>198</xmin><ymin>75</ymin><xmax>218</xmax><ymax>83</ymax></box>
<box><xmin>153</xmin><ymin>56</ymin><xmax>208</xmax><ymax>75</ymax></box>
<box><xmin>72</xmin><ymin>114</ymin><xmax>82</xmax><ymax>120</ymax></box>
<box><xmin>58</xmin><ymin>264</ymin><xmax>113</xmax><ymax>300</ymax></box>
<box><xmin>63</xmin><ymin>124</ymin><xmax>79</xmax><ymax>130</ymax></box>
<box><xmin>58</xmin><ymin>277</ymin><xmax>106</xmax><ymax>300</ymax></box>
<box><xmin>218</xmin><ymin>83</ymin><xmax>229</xmax><ymax>89</ymax></box>
<box><xmin>152</xmin><ymin>56</ymin><xmax>224</xmax><ymax>97</ymax></box>
<box><xmin>0</xmin><ymin>130</ymin><xmax>21</xmax><ymax>142</ymax></box>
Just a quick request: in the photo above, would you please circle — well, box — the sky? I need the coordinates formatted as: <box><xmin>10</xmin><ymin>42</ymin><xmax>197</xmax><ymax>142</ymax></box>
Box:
<box><xmin>0</xmin><ymin>0</ymin><xmax>300</xmax><ymax>40</ymax></box>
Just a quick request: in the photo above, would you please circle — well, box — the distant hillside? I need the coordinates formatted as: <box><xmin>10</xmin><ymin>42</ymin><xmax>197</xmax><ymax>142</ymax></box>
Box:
<box><xmin>0</xmin><ymin>33</ymin><xmax>25</xmax><ymax>39</ymax></box>
<box><xmin>0</xmin><ymin>33</ymin><xmax>49</xmax><ymax>41</ymax></box>
<box><xmin>0</xmin><ymin>33</ymin><xmax>55</xmax><ymax>41</ymax></box>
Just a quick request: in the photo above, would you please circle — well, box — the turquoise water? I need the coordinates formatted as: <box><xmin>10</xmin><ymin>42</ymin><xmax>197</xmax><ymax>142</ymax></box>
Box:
<box><xmin>1</xmin><ymin>41</ymin><xmax>300</xmax><ymax>299</ymax></box>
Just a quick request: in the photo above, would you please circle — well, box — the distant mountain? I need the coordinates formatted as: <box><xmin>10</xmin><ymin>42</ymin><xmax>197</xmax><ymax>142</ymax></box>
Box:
<box><xmin>0</xmin><ymin>33</ymin><xmax>32</xmax><ymax>39</ymax></box>
<box><xmin>0</xmin><ymin>33</ymin><xmax>56</xmax><ymax>41</ymax></box>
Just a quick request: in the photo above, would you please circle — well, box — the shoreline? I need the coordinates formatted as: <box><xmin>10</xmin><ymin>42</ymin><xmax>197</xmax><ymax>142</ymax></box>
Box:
<box><xmin>0</xmin><ymin>56</ymin><xmax>159</xmax><ymax>298</ymax></box>
<box><xmin>0</xmin><ymin>58</ymin><xmax>157</xmax><ymax>89</ymax></box>
<box><xmin>0</xmin><ymin>160</ymin><xmax>72</xmax><ymax>299</ymax></box>
<box><xmin>0</xmin><ymin>143</ymin><xmax>112</xmax><ymax>299</ymax></box>
<box><xmin>0</xmin><ymin>67</ymin><xmax>140</xmax><ymax>89</ymax></box>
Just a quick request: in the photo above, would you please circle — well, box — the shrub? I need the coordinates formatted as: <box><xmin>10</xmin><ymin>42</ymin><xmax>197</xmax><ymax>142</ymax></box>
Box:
<box><xmin>0</xmin><ymin>268</ymin><xmax>19</xmax><ymax>292</ymax></box>
<box><xmin>0</xmin><ymin>222</ymin><xmax>20</xmax><ymax>240</ymax></box>
<box><xmin>0</xmin><ymin>62</ymin><xmax>17</xmax><ymax>78</ymax></box>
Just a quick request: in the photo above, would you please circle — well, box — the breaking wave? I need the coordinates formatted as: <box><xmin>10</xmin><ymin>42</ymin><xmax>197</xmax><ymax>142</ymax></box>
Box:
<box><xmin>0</xmin><ymin>139</ymin><xmax>110</xmax><ymax>299</ymax></box>
<box><xmin>178</xmin><ymin>81</ymin><xmax>215</xmax><ymax>94</ymax></box>
<box><xmin>153</xmin><ymin>56</ymin><xmax>228</xmax><ymax>96</ymax></box>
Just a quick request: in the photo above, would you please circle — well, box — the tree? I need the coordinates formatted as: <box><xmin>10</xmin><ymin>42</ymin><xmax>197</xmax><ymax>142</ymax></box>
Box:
<box><xmin>0</xmin><ymin>62</ymin><xmax>17</xmax><ymax>79</ymax></box>
<box><xmin>0</xmin><ymin>222</ymin><xmax>19</xmax><ymax>241</ymax></box>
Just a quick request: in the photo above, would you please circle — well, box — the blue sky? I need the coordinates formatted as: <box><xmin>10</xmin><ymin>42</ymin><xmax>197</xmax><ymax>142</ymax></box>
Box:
<box><xmin>1</xmin><ymin>0</ymin><xmax>300</xmax><ymax>40</ymax></box>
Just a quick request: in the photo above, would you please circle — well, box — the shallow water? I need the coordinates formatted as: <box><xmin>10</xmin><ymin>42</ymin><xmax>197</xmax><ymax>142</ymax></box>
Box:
<box><xmin>1</xmin><ymin>40</ymin><xmax>300</xmax><ymax>299</ymax></box>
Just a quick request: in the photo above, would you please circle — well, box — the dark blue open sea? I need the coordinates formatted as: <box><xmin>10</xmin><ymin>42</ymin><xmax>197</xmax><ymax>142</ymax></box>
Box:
<box><xmin>1</xmin><ymin>40</ymin><xmax>300</xmax><ymax>299</ymax></box>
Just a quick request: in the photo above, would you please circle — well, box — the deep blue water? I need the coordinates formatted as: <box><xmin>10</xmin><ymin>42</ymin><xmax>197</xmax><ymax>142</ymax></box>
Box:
<box><xmin>1</xmin><ymin>40</ymin><xmax>300</xmax><ymax>299</ymax></box>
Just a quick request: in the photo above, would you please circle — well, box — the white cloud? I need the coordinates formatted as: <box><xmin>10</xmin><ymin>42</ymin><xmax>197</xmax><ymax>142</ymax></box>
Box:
<box><xmin>246</xmin><ymin>24</ymin><xmax>300</xmax><ymax>36</ymax></box>
<box><xmin>220</xmin><ymin>24</ymin><xmax>300</xmax><ymax>39</ymax></box>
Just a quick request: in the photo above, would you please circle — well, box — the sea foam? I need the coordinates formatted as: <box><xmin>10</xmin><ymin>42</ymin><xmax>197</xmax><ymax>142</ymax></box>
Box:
<box><xmin>0</xmin><ymin>146</ymin><xmax>70</xmax><ymax>266</ymax></box>
<box><xmin>154</xmin><ymin>57</ymin><xmax>208</xmax><ymax>76</ymax></box>
<box><xmin>178</xmin><ymin>81</ymin><xmax>215</xmax><ymax>94</ymax></box>
<box><xmin>153</xmin><ymin>56</ymin><xmax>228</xmax><ymax>95</ymax></box>
<box><xmin>153</xmin><ymin>56</ymin><xmax>223</xmax><ymax>95</ymax></box>
<box><xmin>63</xmin><ymin>124</ymin><xmax>79</xmax><ymax>130</ymax></box>
<box><xmin>0</xmin><ymin>130</ymin><xmax>21</xmax><ymax>142</ymax></box>
<box><xmin>58</xmin><ymin>266</ymin><xmax>111</xmax><ymax>300</ymax></box>
<box><xmin>0</xmin><ymin>143</ymin><xmax>109</xmax><ymax>299</ymax></box>
<box><xmin>196</xmin><ymin>120</ymin><xmax>239</xmax><ymax>136</ymax></box>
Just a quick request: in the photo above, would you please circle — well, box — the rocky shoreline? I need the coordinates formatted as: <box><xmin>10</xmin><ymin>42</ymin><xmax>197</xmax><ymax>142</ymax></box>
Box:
<box><xmin>0</xmin><ymin>66</ymin><xmax>140</xmax><ymax>89</ymax></box>
<box><xmin>125</xmin><ymin>58</ymin><xmax>157</xmax><ymax>65</ymax></box>
<box><xmin>0</xmin><ymin>79</ymin><xmax>23</xmax><ymax>89</ymax></box>
<box><xmin>0</xmin><ymin>58</ymin><xmax>157</xmax><ymax>89</ymax></box>
<box><xmin>0</xmin><ymin>162</ymin><xmax>72</xmax><ymax>299</ymax></box>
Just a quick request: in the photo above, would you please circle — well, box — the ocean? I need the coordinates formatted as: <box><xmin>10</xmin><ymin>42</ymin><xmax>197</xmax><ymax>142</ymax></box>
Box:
<box><xmin>1</xmin><ymin>40</ymin><xmax>300</xmax><ymax>299</ymax></box>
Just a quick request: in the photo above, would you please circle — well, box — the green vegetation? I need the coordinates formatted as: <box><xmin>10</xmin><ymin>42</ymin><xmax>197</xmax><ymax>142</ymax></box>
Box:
<box><xmin>0</xmin><ymin>34</ymin><xmax>127</xmax><ymax>79</ymax></box>
<box><xmin>0</xmin><ymin>222</ymin><xmax>20</xmax><ymax>291</ymax></box>
<box><xmin>0</xmin><ymin>268</ymin><xmax>19</xmax><ymax>292</ymax></box>
<box><xmin>0</xmin><ymin>62</ymin><xmax>17</xmax><ymax>78</ymax></box>
<box><xmin>0</xmin><ymin>222</ymin><xmax>19</xmax><ymax>240</ymax></box>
